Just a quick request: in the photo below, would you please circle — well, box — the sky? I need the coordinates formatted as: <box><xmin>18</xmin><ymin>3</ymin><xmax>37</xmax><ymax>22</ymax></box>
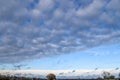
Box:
<box><xmin>0</xmin><ymin>0</ymin><xmax>120</xmax><ymax>70</ymax></box>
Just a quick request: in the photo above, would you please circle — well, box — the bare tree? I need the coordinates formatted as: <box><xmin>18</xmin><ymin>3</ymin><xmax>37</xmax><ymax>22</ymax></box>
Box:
<box><xmin>102</xmin><ymin>71</ymin><xmax>110</xmax><ymax>79</ymax></box>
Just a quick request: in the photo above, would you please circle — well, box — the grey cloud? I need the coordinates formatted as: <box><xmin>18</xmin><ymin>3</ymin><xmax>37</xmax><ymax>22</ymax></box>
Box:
<box><xmin>0</xmin><ymin>0</ymin><xmax>120</xmax><ymax>63</ymax></box>
<box><xmin>76</xmin><ymin>0</ymin><xmax>105</xmax><ymax>19</ymax></box>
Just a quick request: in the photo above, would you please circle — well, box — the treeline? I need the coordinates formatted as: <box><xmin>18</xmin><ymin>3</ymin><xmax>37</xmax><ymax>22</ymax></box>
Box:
<box><xmin>0</xmin><ymin>72</ymin><xmax>120</xmax><ymax>80</ymax></box>
<box><xmin>0</xmin><ymin>74</ymin><xmax>44</xmax><ymax>80</ymax></box>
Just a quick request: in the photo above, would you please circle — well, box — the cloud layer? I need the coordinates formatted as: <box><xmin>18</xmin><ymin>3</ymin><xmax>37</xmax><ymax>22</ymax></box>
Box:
<box><xmin>0</xmin><ymin>0</ymin><xmax>120</xmax><ymax>63</ymax></box>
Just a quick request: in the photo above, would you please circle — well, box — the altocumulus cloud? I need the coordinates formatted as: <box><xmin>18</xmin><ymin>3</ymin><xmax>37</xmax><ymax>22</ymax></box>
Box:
<box><xmin>0</xmin><ymin>0</ymin><xmax>120</xmax><ymax>63</ymax></box>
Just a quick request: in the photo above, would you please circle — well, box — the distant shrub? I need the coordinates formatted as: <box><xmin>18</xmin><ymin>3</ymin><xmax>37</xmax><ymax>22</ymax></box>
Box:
<box><xmin>96</xmin><ymin>77</ymin><xmax>103</xmax><ymax>80</ymax></box>
<box><xmin>46</xmin><ymin>73</ymin><xmax>56</xmax><ymax>80</ymax></box>
<box><xmin>102</xmin><ymin>71</ymin><xmax>115</xmax><ymax>80</ymax></box>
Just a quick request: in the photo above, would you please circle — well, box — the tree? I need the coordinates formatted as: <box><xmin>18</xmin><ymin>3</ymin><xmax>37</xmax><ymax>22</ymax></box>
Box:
<box><xmin>96</xmin><ymin>77</ymin><xmax>103</xmax><ymax>80</ymax></box>
<box><xmin>118</xmin><ymin>72</ymin><xmax>120</xmax><ymax>79</ymax></box>
<box><xmin>102</xmin><ymin>71</ymin><xmax>115</xmax><ymax>80</ymax></box>
<box><xmin>109</xmin><ymin>75</ymin><xmax>115</xmax><ymax>79</ymax></box>
<box><xmin>102</xmin><ymin>71</ymin><xmax>110</xmax><ymax>79</ymax></box>
<box><xmin>46</xmin><ymin>73</ymin><xmax>56</xmax><ymax>80</ymax></box>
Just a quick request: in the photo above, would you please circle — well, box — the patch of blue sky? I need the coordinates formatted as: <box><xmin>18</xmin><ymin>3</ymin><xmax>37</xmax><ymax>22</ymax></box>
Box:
<box><xmin>22</xmin><ymin>43</ymin><xmax>120</xmax><ymax>70</ymax></box>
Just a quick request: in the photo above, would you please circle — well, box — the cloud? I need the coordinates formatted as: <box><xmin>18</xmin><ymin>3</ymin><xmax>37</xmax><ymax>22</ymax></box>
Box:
<box><xmin>0</xmin><ymin>0</ymin><xmax>120</xmax><ymax>63</ymax></box>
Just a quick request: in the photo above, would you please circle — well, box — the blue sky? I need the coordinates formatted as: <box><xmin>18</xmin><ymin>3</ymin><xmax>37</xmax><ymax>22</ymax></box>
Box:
<box><xmin>26</xmin><ymin>43</ymin><xmax>120</xmax><ymax>70</ymax></box>
<box><xmin>1</xmin><ymin>43</ymin><xmax>120</xmax><ymax>70</ymax></box>
<box><xmin>0</xmin><ymin>0</ymin><xmax>120</xmax><ymax>70</ymax></box>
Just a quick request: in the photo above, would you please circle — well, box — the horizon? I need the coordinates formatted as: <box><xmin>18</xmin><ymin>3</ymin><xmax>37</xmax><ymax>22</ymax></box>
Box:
<box><xmin>0</xmin><ymin>69</ymin><xmax>120</xmax><ymax>79</ymax></box>
<box><xmin>0</xmin><ymin>0</ymin><xmax>120</xmax><ymax>71</ymax></box>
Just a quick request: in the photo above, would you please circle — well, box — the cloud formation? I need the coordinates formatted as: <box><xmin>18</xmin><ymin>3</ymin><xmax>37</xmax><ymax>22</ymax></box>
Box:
<box><xmin>0</xmin><ymin>0</ymin><xmax>120</xmax><ymax>63</ymax></box>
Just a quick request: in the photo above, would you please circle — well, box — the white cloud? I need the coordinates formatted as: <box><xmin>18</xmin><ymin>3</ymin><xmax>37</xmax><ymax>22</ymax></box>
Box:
<box><xmin>76</xmin><ymin>0</ymin><xmax>105</xmax><ymax>18</ymax></box>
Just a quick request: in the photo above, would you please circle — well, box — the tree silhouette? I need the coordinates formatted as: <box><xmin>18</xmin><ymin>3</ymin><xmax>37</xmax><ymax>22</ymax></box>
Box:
<box><xmin>119</xmin><ymin>72</ymin><xmax>120</xmax><ymax>79</ymax></box>
<box><xmin>46</xmin><ymin>73</ymin><xmax>56</xmax><ymax>80</ymax></box>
